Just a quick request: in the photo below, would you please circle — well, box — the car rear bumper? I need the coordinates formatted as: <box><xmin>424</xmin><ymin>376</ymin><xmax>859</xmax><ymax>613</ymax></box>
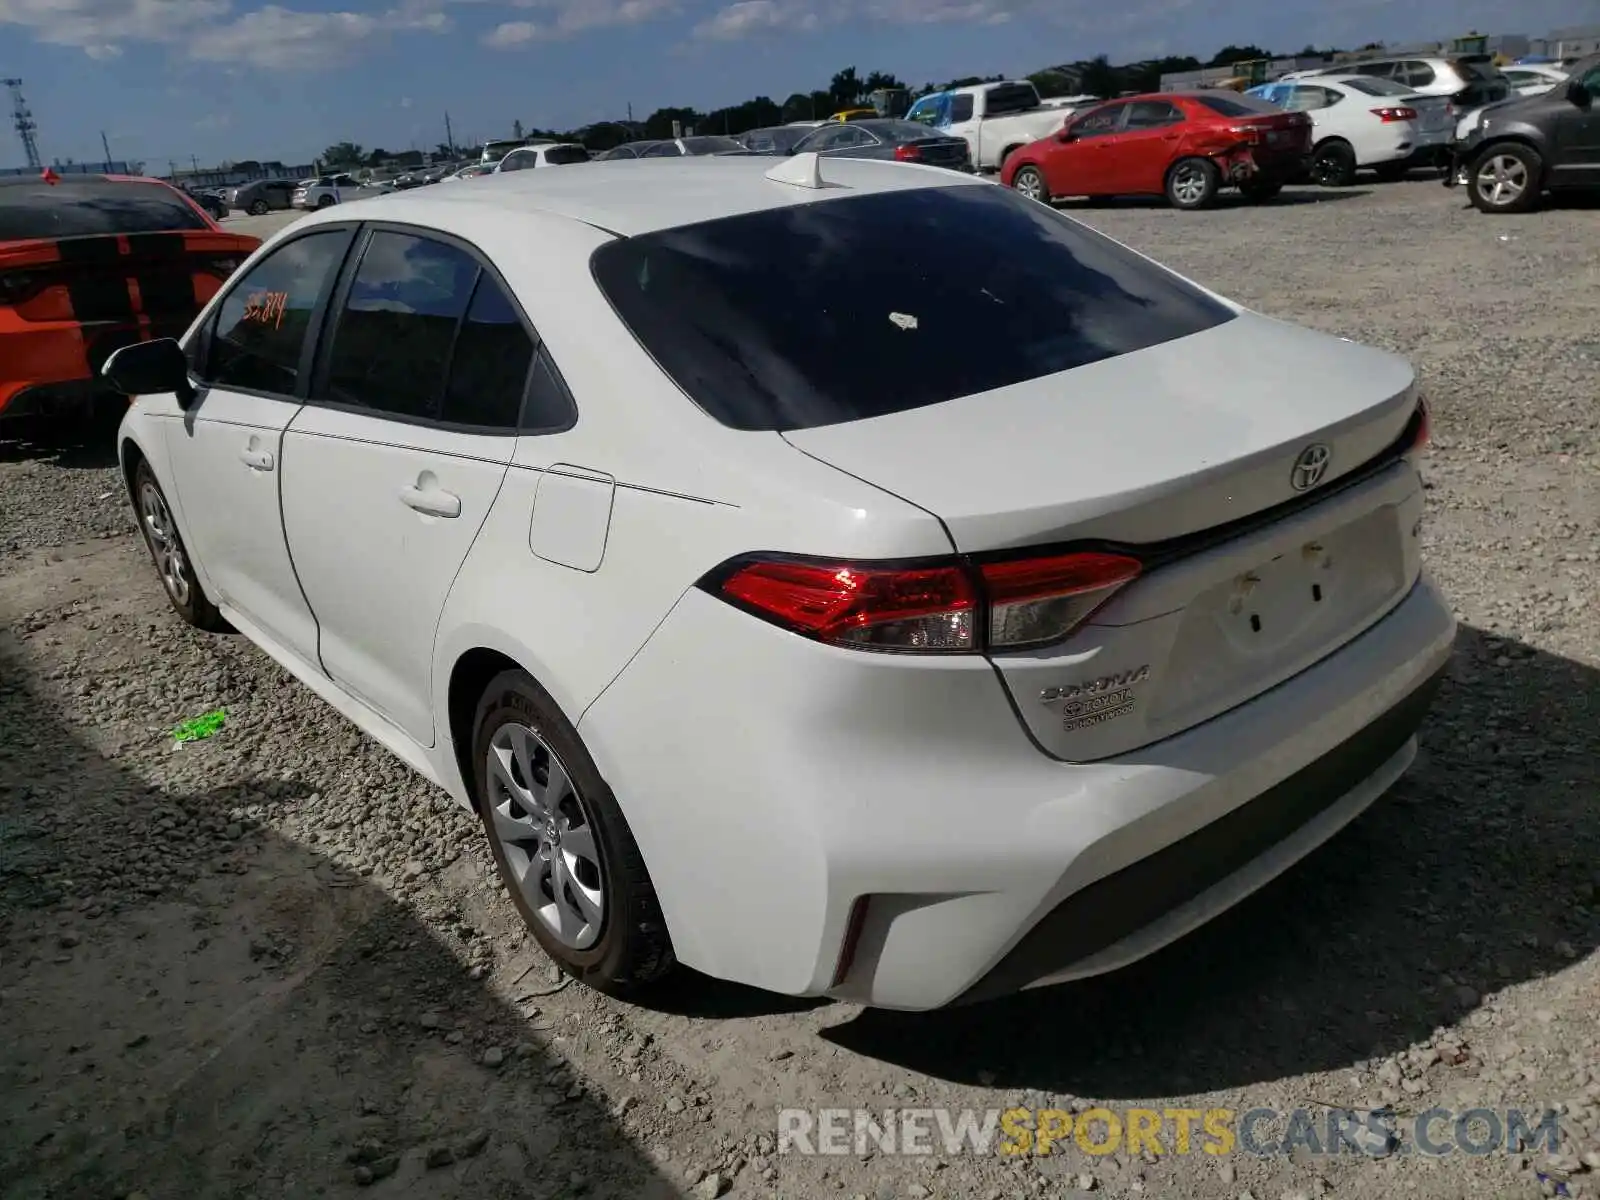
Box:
<box><xmin>579</xmin><ymin>568</ymin><xmax>1456</xmax><ymax>1010</ymax></box>
<box><xmin>0</xmin><ymin>322</ymin><xmax>147</xmax><ymax>416</ymax></box>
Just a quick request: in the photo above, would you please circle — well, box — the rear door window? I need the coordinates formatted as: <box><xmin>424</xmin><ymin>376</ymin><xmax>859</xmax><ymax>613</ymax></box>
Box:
<box><xmin>319</xmin><ymin>230</ymin><xmax>478</xmax><ymax>420</ymax></box>
<box><xmin>983</xmin><ymin>83</ymin><xmax>1040</xmax><ymax>117</ymax></box>
<box><xmin>591</xmin><ymin>184</ymin><xmax>1236</xmax><ymax>432</ymax></box>
<box><xmin>1123</xmin><ymin>100</ymin><xmax>1183</xmax><ymax>128</ymax></box>
<box><xmin>0</xmin><ymin>180</ymin><xmax>209</xmax><ymax>240</ymax></box>
<box><xmin>543</xmin><ymin>144</ymin><xmax>591</xmax><ymax>165</ymax></box>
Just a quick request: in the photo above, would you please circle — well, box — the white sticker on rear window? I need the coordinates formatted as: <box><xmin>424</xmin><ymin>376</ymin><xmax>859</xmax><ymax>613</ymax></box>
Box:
<box><xmin>889</xmin><ymin>312</ymin><xmax>918</xmax><ymax>331</ymax></box>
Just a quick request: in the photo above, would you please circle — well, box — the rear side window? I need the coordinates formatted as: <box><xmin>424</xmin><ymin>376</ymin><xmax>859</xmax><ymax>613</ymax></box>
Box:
<box><xmin>0</xmin><ymin>180</ymin><xmax>208</xmax><ymax>240</ymax></box>
<box><xmin>318</xmin><ymin>229</ymin><xmax>550</xmax><ymax>432</ymax></box>
<box><xmin>544</xmin><ymin>144</ymin><xmax>591</xmax><ymax>165</ymax></box>
<box><xmin>1342</xmin><ymin>76</ymin><xmax>1413</xmax><ymax>97</ymax></box>
<box><xmin>1190</xmin><ymin>92</ymin><xmax>1281</xmax><ymax>117</ymax></box>
<box><xmin>442</xmin><ymin>275</ymin><xmax>537</xmax><ymax>427</ymax></box>
<box><xmin>984</xmin><ymin>83</ymin><xmax>1040</xmax><ymax>116</ymax></box>
<box><xmin>1124</xmin><ymin>100</ymin><xmax>1182</xmax><ymax>128</ymax></box>
<box><xmin>321</xmin><ymin>231</ymin><xmax>479</xmax><ymax>420</ymax></box>
<box><xmin>206</xmin><ymin>229</ymin><xmax>352</xmax><ymax>395</ymax></box>
<box><xmin>591</xmin><ymin>184</ymin><xmax>1236</xmax><ymax>432</ymax></box>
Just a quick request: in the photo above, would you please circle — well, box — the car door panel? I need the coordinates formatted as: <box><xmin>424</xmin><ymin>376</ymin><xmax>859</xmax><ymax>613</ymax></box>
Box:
<box><xmin>1043</xmin><ymin>103</ymin><xmax>1125</xmax><ymax>195</ymax></box>
<box><xmin>162</xmin><ymin>225</ymin><xmax>356</xmax><ymax>668</ymax></box>
<box><xmin>277</xmin><ymin>226</ymin><xmax>534</xmax><ymax>748</ymax></box>
<box><xmin>1100</xmin><ymin>101</ymin><xmax>1182</xmax><ymax>193</ymax></box>
<box><xmin>279</xmin><ymin>406</ymin><xmax>512</xmax><ymax>744</ymax></box>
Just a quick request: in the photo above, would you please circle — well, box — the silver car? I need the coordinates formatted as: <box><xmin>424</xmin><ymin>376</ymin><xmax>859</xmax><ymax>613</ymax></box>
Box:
<box><xmin>226</xmin><ymin>179</ymin><xmax>296</xmax><ymax>215</ymax></box>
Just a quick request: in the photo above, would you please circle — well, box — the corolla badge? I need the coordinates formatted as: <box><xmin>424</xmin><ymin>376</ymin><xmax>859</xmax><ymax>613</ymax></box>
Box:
<box><xmin>1290</xmin><ymin>443</ymin><xmax>1332</xmax><ymax>492</ymax></box>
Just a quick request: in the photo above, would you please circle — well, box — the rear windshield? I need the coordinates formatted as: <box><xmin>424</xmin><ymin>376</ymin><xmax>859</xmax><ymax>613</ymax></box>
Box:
<box><xmin>1190</xmin><ymin>92</ymin><xmax>1282</xmax><ymax>117</ymax></box>
<box><xmin>0</xmin><ymin>180</ymin><xmax>208</xmax><ymax>241</ymax></box>
<box><xmin>1341</xmin><ymin>76</ymin><xmax>1414</xmax><ymax>97</ymax></box>
<box><xmin>591</xmin><ymin>184</ymin><xmax>1236</xmax><ymax>432</ymax></box>
<box><xmin>544</xmin><ymin>144</ymin><xmax>590</xmax><ymax>165</ymax></box>
<box><xmin>984</xmin><ymin>83</ymin><xmax>1041</xmax><ymax>116</ymax></box>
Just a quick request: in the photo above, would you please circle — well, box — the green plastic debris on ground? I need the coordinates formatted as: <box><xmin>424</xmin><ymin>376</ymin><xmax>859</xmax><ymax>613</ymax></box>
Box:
<box><xmin>172</xmin><ymin>709</ymin><xmax>227</xmax><ymax>743</ymax></box>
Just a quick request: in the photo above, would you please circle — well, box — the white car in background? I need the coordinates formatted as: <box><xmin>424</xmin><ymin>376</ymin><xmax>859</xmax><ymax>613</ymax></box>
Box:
<box><xmin>494</xmin><ymin>143</ymin><xmax>592</xmax><ymax>171</ymax></box>
<box><xmin>103</xmin><ymin>154</ymin><xmax>1452</xmax><ymax>1012</ymax></box>
<box><xmin>292</xmin><ymin>173</ymin><xmax>390</xmax><ymax>209</ymax></box>
<box><xmin>1249</xmin><ymin>76</ymin><xmax>1454</xmax><ymax>184</ymax></box>
<box><xmin>906</xmin><ymin>79</ymin><xmax>1080</xmax><ymax>173</ymax></box>
<box><xmin>1500</xmin><ymin>63</ymin><xmax>1568</xmax><ymax>96</ymax></box>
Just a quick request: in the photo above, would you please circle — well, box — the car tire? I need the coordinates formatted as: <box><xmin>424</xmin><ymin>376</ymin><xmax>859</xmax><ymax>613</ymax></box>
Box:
<box><xmin>1310</xmin><ymin>140</ymin><xmax>1357</xmax><ymax>188</ymax></box>
<box><xmin>471</xmin><ymin>669</ymin><xmax>675</xmax><ymax>996</ymax></box>
<box><xmin>315</xmin><ymin>196</ymin><xmax>335</xmax><ymax>209</ymax></box>
<box><xmin>1372</xmin><ymin>163</ymin><xmax>1410</xmax><ymax>183</ymax></box>
<box><xmin>132</xmin><ymin>459</ymin><xmax>228</xmax><ymax>632</ymax></box>
<box><xmin>1165</xmin><ymin>157</ymin><xmax>1219</xmax><ymax>210</ymax></box>
<box><xmin>248</xmin><ymin>199</ymin><xmax>270</xmax><ymax>215</ymax></box>
<box><xmin>1238</xmin><ymin>178</ymin><xmax>1283</xmax><ymax>203</ymax></box>
<box><xmin>1010</xmin><ymin>165</ymin><xmax>1051</xmax><ymax>204</ymax></box>
<box><xmin>1467</xmin><ymin>143</ymin><xmax>1542</xmax><ymax>214</ymax></box>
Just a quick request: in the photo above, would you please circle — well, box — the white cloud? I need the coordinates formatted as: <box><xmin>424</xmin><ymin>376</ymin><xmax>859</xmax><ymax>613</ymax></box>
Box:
<box><xmin>693</xmin><ymin>0</ymin><xmax>1021</xmax><ymax>39</ymax></box>
<box><xmin>0</xmin><ymin>0</ymin><xmax>230</xmax><ymax>56</ymax></box>
<box><xmin>483</xmin><ymin>0</ymin><xmax>674</xmax><ymax>45</ymax></box>
<box><xmin>483</xmin><ymin>17</ymin><xmax>539</xmax><ymax>45</ymax></box>
<box><xmin>188</xmin><ymin>3</ymin><xmax>451</xmax><ymax>68</ymax></box>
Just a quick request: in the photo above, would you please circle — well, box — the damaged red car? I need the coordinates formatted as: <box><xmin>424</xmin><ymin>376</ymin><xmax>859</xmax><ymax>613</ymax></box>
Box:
<box><xmin>1001</xmin><ymin>90</ymin><xmax>1313</xmax><ymax>210</ymax></box>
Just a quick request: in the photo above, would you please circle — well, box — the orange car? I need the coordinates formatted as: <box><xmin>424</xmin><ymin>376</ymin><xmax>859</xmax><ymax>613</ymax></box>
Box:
<box><xmin>1</xmin><ymin>171</ymin><xmax>261</xmax><ymax>420</ymax></box>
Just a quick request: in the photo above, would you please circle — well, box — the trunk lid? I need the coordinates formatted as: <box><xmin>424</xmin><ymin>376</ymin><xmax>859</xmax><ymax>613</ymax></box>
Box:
<box><xmin>781</xmin><ymin>311</ymin><xmax>1416</xmax><ymax>553</ymax></box>
<box><xmin>1402</xmin><ymin>94</ymin><xmax>1456</xmax><ymax>135</ymax></box>
<box><xmin>783</xmin><ymin>311</ymin><xmax>1425</xmax><ymax>760</ymax></box>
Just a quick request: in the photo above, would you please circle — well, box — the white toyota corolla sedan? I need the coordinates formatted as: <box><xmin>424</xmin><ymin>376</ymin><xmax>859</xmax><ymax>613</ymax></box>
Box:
<box><xmin>104</xmin><ymin>152</ymin><xmax>1454</xmax><ymax>1011</ymax></box>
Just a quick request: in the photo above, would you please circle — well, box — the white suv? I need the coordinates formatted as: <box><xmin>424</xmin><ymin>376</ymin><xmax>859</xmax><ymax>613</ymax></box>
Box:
<box><xmin>494</xmin><ymin>143</ymin><xmax>592</xmax><ymax>172</ymax></box>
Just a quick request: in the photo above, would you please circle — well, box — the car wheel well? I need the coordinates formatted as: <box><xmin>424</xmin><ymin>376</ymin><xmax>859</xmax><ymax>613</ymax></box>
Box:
<box><xmin>1312</xmin><ymin>135</ymin><xmax>1352</xmax><ymax>152</ymax></box>
<box><xmin>1470</xmin><ymin>136</ymin><xmax>1543</xmax><ymax>169</ymax></box>
<box><xmin>119</xmin><ymin>438</ymin><xmax>145</xmax><ymax>504</ymax></box>
<box><xmin>447</xmin><ymin>647</ymin><xmax>524</xmax><ymax>805</ymax></box>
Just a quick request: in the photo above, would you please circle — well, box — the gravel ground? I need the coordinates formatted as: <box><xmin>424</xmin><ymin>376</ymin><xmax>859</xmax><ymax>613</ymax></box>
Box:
<box><xmin>2</xmin><ymin>177</ymin><xmax>1598</xmax><ymax>1200</ymax></box>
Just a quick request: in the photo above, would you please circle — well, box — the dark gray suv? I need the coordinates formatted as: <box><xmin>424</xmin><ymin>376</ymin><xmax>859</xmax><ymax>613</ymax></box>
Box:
<box><xmin>1446</xmin><ymin>53</ymin><xmax>1600</xmax><ymax>213</ymax></box>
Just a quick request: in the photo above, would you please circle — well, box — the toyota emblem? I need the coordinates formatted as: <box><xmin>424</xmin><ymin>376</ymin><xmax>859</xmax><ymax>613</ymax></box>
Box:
<box><xmin>1290</xmin><ymin>443</ymin><xmax>1331</xmax><ymax>492</ymax></box>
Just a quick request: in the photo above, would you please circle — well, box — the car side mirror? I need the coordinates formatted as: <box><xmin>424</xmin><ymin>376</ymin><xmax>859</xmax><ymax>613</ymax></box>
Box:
<box><xmin>101</xmin><ymin>338</ymin><xmax>197</xmax><ymax>408</ymax></box>
<box><xmin>1568</xmin><ymin>79</ymin><xmax>1592</xmax><ymax>107</ymax></box>
<box><xmin>1058</xmin><ymin>127</ymin><xmax>1078</xmax><ymax>142</ymax></box>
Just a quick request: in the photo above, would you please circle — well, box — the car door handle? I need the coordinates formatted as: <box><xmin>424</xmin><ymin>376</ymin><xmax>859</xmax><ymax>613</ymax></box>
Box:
<box><xmin>399</xmin><ymin>485</ymin><xmax>462</xmax><ymax>519</ymax></box>
<box><xmin>238</xmin><ymin>447</ymin><xmax>274</xmax><ymax>471</ymax></box>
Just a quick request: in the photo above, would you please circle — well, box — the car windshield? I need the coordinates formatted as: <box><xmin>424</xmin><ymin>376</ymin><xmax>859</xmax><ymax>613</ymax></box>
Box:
<box><xmin>544</xmin><ymin>144</ymin><xmax>591</xmax><ymax>165</ymax></box>
<box><xmin>681</xmin><ymin>136</ymin><xmax>744</xmax><ymax>155</ymax></box>
<box><xmin>1339</xmin><ymin>76</ymin><xmax>1414</xmax><ymax>97</ymax></box>
<box><xmin>0</xmin><ymin>179</ymin><xmax>209</xmax><ymax>240</ymax></box>
<box><xmin>591</xmin><ymin>184</ymin><xmax>1236</xmax><ymax>432</ymax></box>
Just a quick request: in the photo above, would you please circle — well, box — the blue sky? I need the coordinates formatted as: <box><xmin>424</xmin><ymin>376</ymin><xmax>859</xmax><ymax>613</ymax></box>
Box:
<box><xmin>0</xmin><ymin>0</ymin><xmax>1589</xmax><ymax>169</ymax></box>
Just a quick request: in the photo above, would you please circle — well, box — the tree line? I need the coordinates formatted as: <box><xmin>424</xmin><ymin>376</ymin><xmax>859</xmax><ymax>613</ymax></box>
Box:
<box><xmin>321</xmin><ymin>40</ymin><xmax>1369</xmax><ymax>166</ymax></box>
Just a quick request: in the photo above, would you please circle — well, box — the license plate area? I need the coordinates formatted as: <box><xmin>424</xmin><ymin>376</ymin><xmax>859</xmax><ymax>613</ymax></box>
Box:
<box><xmin>1143</xmin><ymin>504</ymin><xmax>1411</xmax><ymax>734</ymax></box>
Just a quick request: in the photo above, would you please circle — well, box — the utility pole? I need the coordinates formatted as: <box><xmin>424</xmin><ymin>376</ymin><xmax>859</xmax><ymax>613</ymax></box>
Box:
<box><xmin>3</xmin><ymin>78</ymin><xmax>42</xmax><ymax>169</ymax></box>
<box><xmin>190</xmin><ymin>154</ymin><xmax>199</xmax><ymax>175</ymax></box>
<box><xmin>100</xmin><ymin>130</ymin><xmax>112</xmax><ymax>166</ymax></box>
<box><xmin>444</xmin><ymin>110</ymin><xmax>455</xmax><ymax>155</ymax></box>
<box><xmin>627</xmin><ymin>102</ymin><xmax>634</xmax><ymax>123</ymax></box>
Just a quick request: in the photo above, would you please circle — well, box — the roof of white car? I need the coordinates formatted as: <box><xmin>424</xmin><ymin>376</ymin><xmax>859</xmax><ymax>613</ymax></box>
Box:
<box><xmin>334</xmin><ymin>154</ymin><xmax>987</xmax><ymax>238</ymax></box>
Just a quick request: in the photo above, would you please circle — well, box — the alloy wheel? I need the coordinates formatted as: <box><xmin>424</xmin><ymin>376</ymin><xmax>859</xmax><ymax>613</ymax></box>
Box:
<box><xmin>1013</xmin><ymin>169</ymin><xmax>1045</xmax><ymax>202</ymax></box>
<box><xmin>484</xmin><ymin>722</ymin><xmax>606</xmax><ymax>950</ymax></box>
<box><xmin>1475</xmin><ymin>154</ymin><xmax>1528</xmax><ymax>208</ymax></box>
<box><xmin>139</xmin><ymin>481</ymin><xmax>190</xmax><ymax>608</ymax></box>
<box><xmin>1170</xmin><ymin>163</ymin><xmax>1208</xmax><ymax>206</ymax></box>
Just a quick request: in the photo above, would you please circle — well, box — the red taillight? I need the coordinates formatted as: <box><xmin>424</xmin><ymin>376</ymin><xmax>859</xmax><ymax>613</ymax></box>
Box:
<box><xmin>1372</xmin><ymin>107</ymin><xmax>1418</xmax><ymax>122</ymax></box>
<box><xmin>894</xmin><ymin>144</ymin><xmax>923</xmax><ymax>162</ymax></box>
<box><xmin>980</xmin><ymin>551</ymin><xmax>1142</xmax><ymax>651</ymax></box>
<box><xmin>719</xmin><ymin>558</ymin><xmax>977</xmax><ymax>652</ymax></box>
<box><xmin>1227</xmin><ymin>124</ymin><xmax>1264</xmax><ymax>144</ymax></box>
<box><xmin>709</xmin><ymin>549</ymin><xmax>1142</xmax><ymax>654</ymax></box>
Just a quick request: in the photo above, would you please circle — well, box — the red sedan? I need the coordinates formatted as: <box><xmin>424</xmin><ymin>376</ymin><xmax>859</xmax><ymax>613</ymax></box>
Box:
<box><xmin>1000</xmin><ymin>91</ymin><xmax>1313</xmax><ymax>210</ymax></box>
